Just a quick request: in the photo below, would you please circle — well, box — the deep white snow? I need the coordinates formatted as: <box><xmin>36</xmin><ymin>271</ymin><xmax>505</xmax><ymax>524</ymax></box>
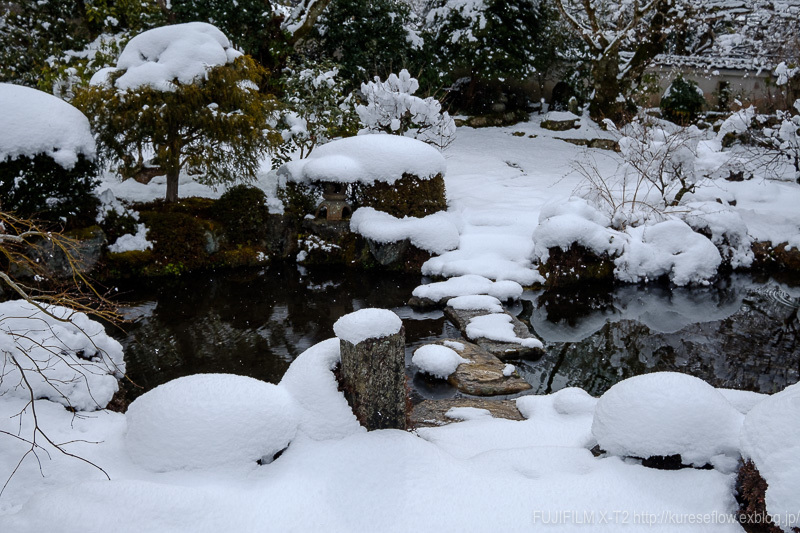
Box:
<box><xmin>279</xmin><ymin>134</ymin><xmax>446</xmax><ymax>185</ymax></box>
<box><xmin>592</xmin><ymin>372</ymin><xmax>744</xmax><ymax>467</ymax></box>
<box><xmin>0</xmin><ymin>83</ymin><xmax>96</xmax><ymax>169</ymax></box>
<box><xmin>332</xmin><ymin>308</ymin><xmax>403</xmax><ymax>344</ymax></box>
<box><xmin>125</xmin><ymin>374</ymin><xmax>298</xmax><ymax>471</ymax></box>
<box><xmin>91</xmin><ymin>22</ymin><xmax>241</xmax><ymax>91</ymax></box>
<box><xmin>412</xmin><ymin>344</ymin><xmax>467</xmax><ymax>378</ymax></box>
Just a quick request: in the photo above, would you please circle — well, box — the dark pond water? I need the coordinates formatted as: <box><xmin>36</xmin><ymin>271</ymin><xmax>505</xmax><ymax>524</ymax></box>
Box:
<box><xmin>111</xmin><ymin>265</ymin><xmax>800</xmax><ymax>403</ymax></box>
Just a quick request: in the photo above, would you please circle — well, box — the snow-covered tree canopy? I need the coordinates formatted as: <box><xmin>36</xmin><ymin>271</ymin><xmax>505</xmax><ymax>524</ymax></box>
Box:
<box><xmin>75</xmin><ymin>23</ymin><xmax>280</xmax><ymax>202</ymax></box>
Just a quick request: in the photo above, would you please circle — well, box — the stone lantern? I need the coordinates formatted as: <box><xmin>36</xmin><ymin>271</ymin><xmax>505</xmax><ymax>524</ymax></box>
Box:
<box><xmin>314</xmin><ymin>182</ymin><xmax>352</xmax><ymax>221</ymax></box>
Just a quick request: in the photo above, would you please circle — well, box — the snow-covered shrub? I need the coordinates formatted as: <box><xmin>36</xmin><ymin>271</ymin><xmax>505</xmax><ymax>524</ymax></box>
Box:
<box><xmin>125</xmin><ymin>374</ymin><xmax>299</xmax><ymax>471</ymax></box>
<box><xmin>356</xmin><ymin>70</ymin><xmax>456</xmax><ymax>150</ymax></box>
<box><xmin>211</xmin><ymin>185</ymin><xmax>271</xmax><ymax>246</ymax></box>
<box><xmin>0</xmin><ymin>300</ymin><xmax>125</xmax><ymax>411</ymax></box>
<box><xmin>660</xmin><ymin>76</ymin><xmax>705</xmax><ymax>125</ymax></box>
<box><xmin>592</xmin><ymin>372</ymin><xmax>743</xmax><ymax>467</ymax></box>
<box><xmin>740</xmin><ymin>381</ymin><xmax>800</xmax><ymax>532</ymax></box>
<box><xmin>275</xmin><ymin>62</ymin><xmax>358</xmax><ymax>164</ymax></box>
<box><xmin>576</xmin><ymin>115</ymin><xmax>731</xmax><ymax>229</ymax></box>
<box><xmin>74</xmin><ymin>23</ymin><xmax>280</xmax><ymax>202</ymax></box>
<box><xmin>0</xmin><ymin>83</ymin><xmax>99</xmax><ymax>225</ymax></box>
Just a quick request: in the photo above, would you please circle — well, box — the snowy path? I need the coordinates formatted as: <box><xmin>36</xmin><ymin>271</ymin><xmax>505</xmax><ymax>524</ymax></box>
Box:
<box><xmin>424</xmin><ymin>118</ymin><xmax>612</xmax><ymax>285</ymax></box>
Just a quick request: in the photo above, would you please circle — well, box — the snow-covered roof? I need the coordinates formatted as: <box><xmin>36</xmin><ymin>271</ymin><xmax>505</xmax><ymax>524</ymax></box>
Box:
<box><xmin>90</xmin><ymin>22</ymin><xmax>242</xmax><ymax>92</ymax></box>
<box><xmin>279</xmin><ymin>134</ymin><xmax>447</xmax><ymax>185</ymax></box>
<box><xmin>0</xmin><ymin>83</ymin><xmax>96</xmax><ymax>169</ymax></box>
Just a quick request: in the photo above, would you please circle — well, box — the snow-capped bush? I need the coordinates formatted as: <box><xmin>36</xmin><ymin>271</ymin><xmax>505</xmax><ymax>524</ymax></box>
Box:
<box><xmin>592</xmin><ymin>372</ymin><xmax>743</xmax><ymax>467</ymax></box>
<box><xmin>125</xmin><ymin>374</ymin><xmax>298</xmax><ymax>471</ymax></box>
<box><xmin>0</xmin><ymin>83</ymin><xmax>99</xmax><ymax>224</ymax></box>
<box><xmin>740</xmin><ymin>381</ymin><xmax>800</xmax><ymax>532</ymax></box>
<box><xmin>575</xmin><ymin>115</ymin><xmax>733</xmax><ymax>229</ymax></box>
<box><xmin>356</xmin><ymin>69</ymin><xmax>456</xmax><ymax>150</ymax></box>
<box><xmin>0</xmin><ymin>301</ymin><xmax>125</xmax><ymax>411</ymax></box>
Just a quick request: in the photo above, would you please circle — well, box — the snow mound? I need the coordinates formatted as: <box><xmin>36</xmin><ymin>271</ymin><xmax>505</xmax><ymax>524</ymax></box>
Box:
<box><xmin>615</xmin><ymin>220</ymin><xmax>722</xmax><ymax>286</ymax></box>
<box><xmin>333</xmin><ymin>308</ymin><xmax>403</xmax><ymax>345</ymax></box>
<box><xmin>125</xmin><ymin>374</ymin><xmax>297</xmax><ymax>471</ymax></box>
<box><xmin>445</xmin><ymin>407</ymin><xmax>492</xmax><ymax>421</ymax></box>
<box><xmin>740</xmin><ymin>381</ymin><xmax>800</xmax><ymax>531</ymax></box>
<box><xmin>543</xmin><ymin>111</ymin><xmax>580</xmax><ymax>122</ymax></box>
<box><xmin>108</xmin><ymin>223</ymin><xmax>153</xmax><ymax>253</ymax></box>
<box><xmin>446</xmin><ymin>294</ymin><xmax>504</xmax><ymax>313</ymax></box>
<box><xmin>681</xmin><ymin>201</ymin><xmax>753</xmax><ymax>269</ymax></box>
<box><xmin>533</xmin><ymin>197</ymin><xmax>623</xmax><ymax>263</ymax></box>
<box><xmin>0</xmin><ymin>301</ymin><xmax>124</xmax><ymax>411</ymax></box>
<box><xmin>412</xmin><ymin>344</ymin><xmax>467</xmax><ymax>379</ymax></box>
<box><xmin>93</xmin><ymin>22</ymin><xmax>241</xmax><ymax>91</ymax></box>
<box><xmin>350</xmin><ymin>207</ymin><xmax>459</xmax><ymax>254</ymax></box>
<box><xmin>552</xmin><ymin>387</ymin><xmax>598</xmax><ymax>416</ymax></box>
<box><xmin>0</xmin><ymin>83</ymin><xmax>96</xmax><ymax>169</ymax></box>
<box><xmin>592</xmin><ymin>372</ymin><xmax>743</xmax><ymax>466</ymax></box>
<box><xmin>412</xmin><ymin>274</ymin><xmax>523</xmax><ymax>303</ymax></box>
<box><xmin>279</xmin><ymin>134</ymin><xmax>446</xmax><ymax>185</ymax></box>
<box><xmin>279</xmin><ymin>338</ymin><xmax>363</xmax><ymax>441</ymax></box>
<box><xmin>465</xmin><ymin>314</ymin><xmax>543</xmax><ymax>349</ymax></box>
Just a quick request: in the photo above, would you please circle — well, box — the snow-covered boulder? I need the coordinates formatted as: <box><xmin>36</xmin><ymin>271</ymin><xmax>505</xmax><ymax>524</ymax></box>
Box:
<box><xmin>125</xmin><ymin>374</ymin><xmax>298</xmax><ymax>471</ymax></box>
<box><xmin>279</xmin><ymin>134</ymin><xmax>446</xmax><ymax>186</ymax></box>
<box><xmin>412</xmin><ymin>344</ymin><xmax>467</xmax><ymax>379</ymax></box>
<box><xmin>541</xmin><ymin>111</ymin><xmax>581</xmax><ymax>131</ymax></box>
<box><xmin>0</xmin><ymin>83</ymin><xmax>96</xmax><ymax>169</ymax></box>
<box><xmin>740</xmin><ymin>382</ymin><xmax>800</xmax><ymax>532</ymax></box>
<box><xmin>410</xmin><ymin>274</ymin><xmax>523</xmax><ymax>308</ymax></box>
<box><xmin>350</xmin><ymin>207</ymin><xmax>459</xmax><ymax>255</ymax></box>
<box><xmin>91</xmin><ymin>22</ymin><xmax>241</xmax><ymax>92</ymax></box>
<box><xmin>592</xmin><ymin>372</ymin><xmax>743</xmax><ymax>467</ymax></box>
<box><xmin>0</xmin><ymin>301</ymin><xmax>124</xmax><ymax>411</ymax></box>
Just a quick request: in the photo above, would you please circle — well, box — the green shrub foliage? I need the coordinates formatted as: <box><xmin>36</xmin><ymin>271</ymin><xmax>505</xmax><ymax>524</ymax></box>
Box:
<box><xmin>211</xmin><ymin>185</ymin><xmax>271</xmax><ymax>245</ymax></box>
<box><xmin>0</xmin><ymin>154</ymin><xmax>99</xmax><ymax>226</ymax></box>
<box><xmin>660</xmin><ymin>76</ymin><xmax>705</xmax><ymax>125</ymax></box>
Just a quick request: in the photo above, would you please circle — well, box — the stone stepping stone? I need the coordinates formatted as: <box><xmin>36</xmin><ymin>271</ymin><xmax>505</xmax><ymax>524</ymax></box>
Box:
<box><xmin>443</xmin><ymin>306</ymin><xmax>544</xmax><ymax>360</ymax></box>
<box><xmin>428</xmin><ymin>339</ymin><xmax>532</xmax><ymax>396</ymax></box>
<box><xmin>409</xmin><ymin>398</ymin><xmax>525</xmax><ymax>428</ymax></box>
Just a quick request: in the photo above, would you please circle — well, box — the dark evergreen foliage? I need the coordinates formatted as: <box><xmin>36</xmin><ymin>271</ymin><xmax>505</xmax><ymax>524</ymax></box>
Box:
<box><xmin>0</xmin><ymin>153</ymin><xmax>99</xmax><ymax>226</ymax></box>
<box><xmin>660</xmin><ymin>75</ymin><xmax>705</xmax><ymax>124</ymax></box>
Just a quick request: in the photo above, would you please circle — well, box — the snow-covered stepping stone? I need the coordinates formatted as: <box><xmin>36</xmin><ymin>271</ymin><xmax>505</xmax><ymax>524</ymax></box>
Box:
<box><xmin>443</xmin><ymin>296</ymin><xmax>544</xmax><ymax>360</ymax></box>
<box><xmin>408</xmin><ymin>274</ymin><xmax>523</xmax><ymax>309</ymax></box>
<box><xmin>409</xmin><ymin>398</ymin><xmax>525</xmax><ymax>428</ymax></box>
<box><xmin>415</xmin><ymin>339</ymin><xmax>532</xmax><ymax>396</ymax></box>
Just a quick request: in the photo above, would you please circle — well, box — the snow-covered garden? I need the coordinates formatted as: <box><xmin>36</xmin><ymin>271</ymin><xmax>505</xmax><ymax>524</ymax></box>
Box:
<box><xmin>2</xmin><ymin>1</ymin><xmax>800</xmax><ymax>532</ymax></box>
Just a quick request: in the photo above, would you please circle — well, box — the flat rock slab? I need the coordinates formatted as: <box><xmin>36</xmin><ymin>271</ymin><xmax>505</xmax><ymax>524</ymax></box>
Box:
<box><xmin>431</xmin><ymin>339</ymin><xmax>532</xmax><ymax>396</ymax></box>
<box><xmin>443</xmin><ymin>307</ymin><xmax>545</xmax><ymax>361</ymax></box>
<box><xmin>410</xmin><ymin>398</ymin><xmax>525</xmax><ymax>428</ymax></box>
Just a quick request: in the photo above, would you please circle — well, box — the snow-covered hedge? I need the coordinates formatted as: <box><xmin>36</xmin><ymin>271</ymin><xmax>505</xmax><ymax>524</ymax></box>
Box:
<box><xmin>0</xmin><ymin>83</ymin><xmax>99</xmax><ymax>223</ymax></box>
<box><xmin>0</xmin><ymin>301</ymin><xmax>125</xmax><ymax>411</ymax></box>
<box><xmin>125</xmin><ymin>374</ymin><xmax>298</xmax><ymax>471</ymax></box>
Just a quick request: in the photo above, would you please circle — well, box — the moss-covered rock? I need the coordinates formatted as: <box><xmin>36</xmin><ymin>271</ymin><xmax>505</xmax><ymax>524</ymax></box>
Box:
<box><xmin>538</xmin><ymin>243</ymin><xmax>616</xmax><ymax>289</ymax></box>
<box><xmin>349</xmin><ymin>173</ymin><xmax>447</xmax><ymax>218</ymax></box>
<box><xmin>752</xmin><ymin>241</ymin><xmax>800</xmax><ymax>275</ymax></box>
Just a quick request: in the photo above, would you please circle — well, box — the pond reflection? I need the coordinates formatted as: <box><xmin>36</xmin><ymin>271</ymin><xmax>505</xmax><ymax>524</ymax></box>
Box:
<box><xmin>112</xmin><ymin>266</ymin><xmax>799</xmax><ymax>403</ymax></box>
<box><xmin>518</xmin><ymin>274</ymin><xmax>800</xmax><ymax>395</ymax></box>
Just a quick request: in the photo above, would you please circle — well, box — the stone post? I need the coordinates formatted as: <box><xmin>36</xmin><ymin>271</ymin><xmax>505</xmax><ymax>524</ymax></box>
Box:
<box><xmin>334</xmin><ymin>309</ymin><xmax>407</xmax><ymax>431</ymax></box>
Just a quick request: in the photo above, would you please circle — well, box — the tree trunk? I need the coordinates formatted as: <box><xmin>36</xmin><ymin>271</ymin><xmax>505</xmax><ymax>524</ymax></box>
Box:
<box><xmin>589</xmin><ymin>48</ymin><xmax>625</xmax><ymax>125</ymax></box>
<box><xmin>165</xmin><ymin>168</ymin><xmax>179</xmax><ymax>203</ymax></box>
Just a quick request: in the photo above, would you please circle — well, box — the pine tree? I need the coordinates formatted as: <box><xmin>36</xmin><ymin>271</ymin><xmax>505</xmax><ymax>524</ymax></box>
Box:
<box><xmin>425</xmin><ymin>0</ymin><xmax>559</xmax><ymax>113</ymax></box>
<box><xmin>75</xmin><ymin>53</ymin><xmax>280</xmax><ymax>202</ymax></box>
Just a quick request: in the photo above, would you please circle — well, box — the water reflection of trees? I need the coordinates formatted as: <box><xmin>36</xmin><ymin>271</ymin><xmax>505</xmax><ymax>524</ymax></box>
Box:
<box><xmin>115</xmin><ymin>266</ymin><xmax>423</xmax><ymax>402</ymax></box>
<box><xmin>519</xmin><ymin>276</ymin><xmax>800</xmax><ymax>395</ymax></box>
